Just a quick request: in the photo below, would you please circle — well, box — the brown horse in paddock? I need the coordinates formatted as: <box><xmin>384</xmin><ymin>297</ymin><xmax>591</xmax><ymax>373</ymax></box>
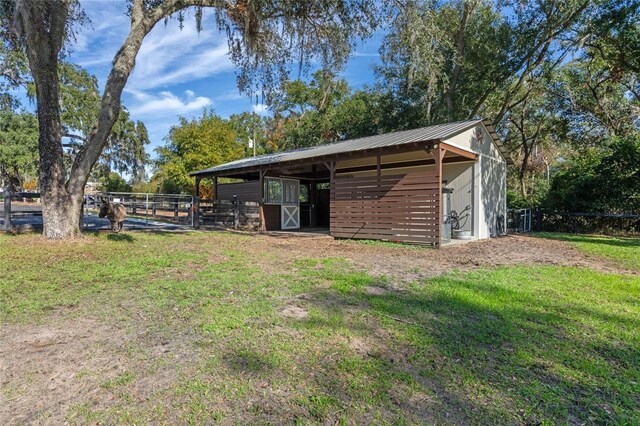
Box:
<box><xmin>98</xmin><ymin>197</ymin><xmax>127</xmax><ymax>232</ymax></box>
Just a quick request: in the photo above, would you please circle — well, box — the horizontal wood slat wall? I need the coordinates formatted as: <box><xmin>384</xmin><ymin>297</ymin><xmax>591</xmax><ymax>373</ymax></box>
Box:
<box><xmin>217</xmin><ymin>181</ymin><xmax>261</xmax><ymax>202</ymax></box>
<box><xmin>330</xmin><ymin>172</ymin><xmax>440</xmax><ymax>245</ymax></box>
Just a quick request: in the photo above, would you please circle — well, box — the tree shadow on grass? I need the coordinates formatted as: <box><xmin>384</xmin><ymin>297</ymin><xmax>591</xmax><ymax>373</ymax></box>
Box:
<box><xmin>537</xmin><ymin>233</ymin><xmax>640</xmax><ymax>249</ymax></box>
<box><xmin>106</xmin><ymin>233</ymin><xmax>135</xmax><ymax>243</ymax></box>
<box><xmin>85</xmin><ymin>230</ymin><xmax>182</xmax><ymax>239</ymax></box>
<box><xmin>222</xmin><ymin>346</ymin><xmax>277</xmax><ymax>375</ymax></box>
<box><xmin>293</xmin><ymin>274</ymin><xmax>640</xmax><ymax>424</ymax></box>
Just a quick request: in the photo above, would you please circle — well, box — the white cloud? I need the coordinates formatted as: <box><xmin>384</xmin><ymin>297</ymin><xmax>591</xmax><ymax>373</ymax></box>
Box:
<box><xmin>127</xmin><ymin>13</ymin><xmax>235</xmax><ymax>91</ymax></box>
<box><xmin>252</xmin><ymin>103</ymin><xmax>269</xmax><ymax>115</ymax></box>
<box><xmin>71</xmin><ymin>2</ymin><xmax>130</xmax><ymax>66</ymax></box>
<box><xmin>214</xmin><ymin>90</ymin><xmax>247</xmax><ymax>101</ymax></box>
<box><xmin>353</xmin><ymin>52</ymin><xmax>380</xmax><ymax>58</ymax></box>
<box><xmin>127</xmin><ymin>90</ymin><xmax>212</xmax><ymax>118</ymax></box>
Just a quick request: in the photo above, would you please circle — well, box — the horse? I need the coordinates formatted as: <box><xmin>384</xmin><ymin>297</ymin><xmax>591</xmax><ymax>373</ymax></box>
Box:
<box><xmin>98</xmin><ymin>197</ymin><xmax>127</xmax><ymax>232</ymax></box>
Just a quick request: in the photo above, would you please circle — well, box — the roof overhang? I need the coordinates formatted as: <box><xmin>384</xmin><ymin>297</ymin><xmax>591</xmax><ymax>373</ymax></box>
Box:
<box><xmin>191</xmin><ymin>118</ymin><xmax>513</xmax><ymax>178</ymax></box>
<box><xmin>482</xmin><ymin>119</ymin><xmax>513</xmax><ymax>165</ymax></box>
<box><xmin>191</xmin><ymin>139</ymin><xmax>442</xmax><ymax>178</ymax></box>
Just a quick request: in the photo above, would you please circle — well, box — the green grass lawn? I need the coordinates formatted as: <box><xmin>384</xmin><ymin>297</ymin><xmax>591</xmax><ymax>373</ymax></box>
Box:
<box><xmin>1</xmin><ymin>231</ymin><xmax>639</xmax><ymax>424</ymax></box>
<box><xmin>536</xmin><ymin>233</ymin><xmax>640</xmax><ymax>270</ymax></box>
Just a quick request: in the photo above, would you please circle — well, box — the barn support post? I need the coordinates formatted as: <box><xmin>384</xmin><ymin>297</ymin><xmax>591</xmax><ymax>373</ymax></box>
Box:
<box><xmin>324</xmin><ymin>161</ymin><xmax>336</xmax><ymax>233</ymax></box>
<box><xmin>4</xmin><ymin>190</ymin><xmax>11</xmax><ymax>231</ymax></box>
<box><xmin>145</xmin><ymin>193</ymin><xmax>149</xmax><ymax>226</ymax></box>
<box><xmin>434</xmin><ymin>144</ymin><xmax>446</xmax><ymax>248</ymax></box>
<box><xmin>258</xmin><ymin>170</ymin><xmax>266</xmax><ymax>231</ymax></box>
<box><xmin>195</xmin><ymin>176</ymin><xmax>201</xmax><ymax>198</ymax></box>
<box><xmin>324</xmin><ymin>161</ymin><xmax>336</xmax><ymax>181</ymax></box>
<box><xmin>233</xmin><ymin>195</ymin><xmax>239</xmax><ymax>229</ymax></box>
<box><xmin>212</xmin><ymin>177</ymin><xmax>217</xmax><ymax>202</ymax></box>
<box><xmin>193</xmin><ymin>196</ymin><xmax>200</xmax><ymax>229</ymax></box>
<box><xmin>310</xmin><ymin>165</ymin><xmax>317</xmax><ymax>227</ymax></box>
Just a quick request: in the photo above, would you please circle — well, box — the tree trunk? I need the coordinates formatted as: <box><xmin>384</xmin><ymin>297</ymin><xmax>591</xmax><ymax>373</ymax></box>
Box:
<box><xmin>518</xmin><ymin>148</ymin><xmax>531</xmax><ymax>201</ymax></box>
<box><xmin>13</xmin><ymin>0</ymin><xmax>80</xmax><ymax>238</ymax></box>
<box><xmin>446</xmin><ymin>0</ymin><xmax>476</xmax><ymax>120</ymax></box>
<box><xmin>13</xmin><ymin>0</ymin><xmax>151</xmax><ymax>238</ymax></box>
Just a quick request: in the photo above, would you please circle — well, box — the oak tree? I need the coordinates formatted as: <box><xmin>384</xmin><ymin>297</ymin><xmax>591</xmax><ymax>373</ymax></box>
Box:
<box><xmin>5</xmin><ymin>0</ymin><xmax>379</xmax><ymax>238</ymax></box>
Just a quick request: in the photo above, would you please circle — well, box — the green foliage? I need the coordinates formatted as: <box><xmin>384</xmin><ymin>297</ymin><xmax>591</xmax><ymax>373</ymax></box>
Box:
<box><xmin>23</xmin><ymin>62</ymin><xmax>150</xmax><ymax>182</ymax></box>
<box><xmin>267</xmin><ymin>70</ymin><xmax>383</xmax><ymax>150</ymax></box>
<box><xmin>363</xmin><ymin>0</ymin><xmax>639</xmax><ymax>207</ymax></box>
<box><xmin>100</xmin><ymin>172</ymin><xmax>132</xmax><ymax>193</ymax></box>
<box><xmin>156</xmin><ymin>110</ymin><xmax>244</xmax><ymax>195</ymax></box>
<box><xmin>97</xmin><ymin>109</ymin><xmax>150</xmax><ymax>183</ymax></box>
<box><xmin>546</xmin><ymin>135</ymin><xmax>640</xmax><ymax>212</ymax></box>
<box><xmin>227</xmin><ymin>111</ymin><xmax>267</xmax><ymax>156</ymax></box>
<box><xmin>0</xmin><ymin>109</ymin><xmax>38</xmax><ymax>190</ymax></box>
<box><xmin>552</xmin><ymin>57</ymin><xmax>639</xmax><ymax>145</ymax></box>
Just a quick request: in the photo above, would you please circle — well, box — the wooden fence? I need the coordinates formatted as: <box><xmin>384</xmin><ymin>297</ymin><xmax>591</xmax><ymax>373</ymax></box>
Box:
<box><xmin>199</xmin><ymin>199</ymin><xmax>260</xmax><ymax>230</ymax></box>
<box><xmin>2</xmin><ymin>191</ymin><xmax>42</xmax><ymax>230</ymax></box>
<box><xmin>96</xmin><ymin>192</ymin><xmax>195</xmax><ymax>225</ymax></box>
<box><xmin>533</xmin><ymin>210</ymin><xmax>640</xmax><ymax>234</ymax></box>
<box><xmin>330</xmin><ymin>172</ymin><xmax>441</xmax><ymax>245</ymax></box>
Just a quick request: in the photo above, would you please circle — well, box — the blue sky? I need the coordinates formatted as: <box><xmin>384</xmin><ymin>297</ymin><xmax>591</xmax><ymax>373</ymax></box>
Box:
<box><xmin>52</xmin><ymin>1</ymin><xmax>383</xmax><ymax>156</ymax></box>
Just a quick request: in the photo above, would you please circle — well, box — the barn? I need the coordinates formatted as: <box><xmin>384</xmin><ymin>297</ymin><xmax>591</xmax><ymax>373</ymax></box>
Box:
<box><xmin>191</xmin><ymin>119</ymin><xmax>512</xmax><ymax>247</ymax></box>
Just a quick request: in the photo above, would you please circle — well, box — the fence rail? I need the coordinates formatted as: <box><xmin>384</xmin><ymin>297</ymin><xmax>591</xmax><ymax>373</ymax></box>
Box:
<box><xmin>199</xmin><ymin>199</ymin><xmax>260</xmax><ymax>229</ymax></box>
<box><xmin>532</xmin><ymin>210</ymin><xmax>640</xmax><ymax>234</ymax></box>
<box><xmin>2</xmin><ymin>190</ymin><xmax>260</xmax><ymax>231</ymax></box>
<box><xmin>2</xmin><ymin>191</ymin><xmax>43</xmax><ymax>230</ymax></box>
<box><xmin>94</xmin><ymin>192</ymin><xmax>195</xmax><ymax>227</ymax></box>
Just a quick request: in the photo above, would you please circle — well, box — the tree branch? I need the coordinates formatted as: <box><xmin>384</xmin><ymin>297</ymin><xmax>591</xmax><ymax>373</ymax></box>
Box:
<box><xmin>67</xmin><ymin>0</ymin><xmax>229</xmax><ymax>197</ymax></box>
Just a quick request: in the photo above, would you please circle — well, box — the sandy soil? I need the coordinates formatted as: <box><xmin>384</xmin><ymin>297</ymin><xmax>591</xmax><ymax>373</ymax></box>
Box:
<box><xmin>242</xmin><ymin>233</ymin><xmax>637</xmax><ymax>284</ymax></box>
<box><xmin>1</xmin><ymin>233</ymin><xmax>635</xmax><ymax>424</ymax></box>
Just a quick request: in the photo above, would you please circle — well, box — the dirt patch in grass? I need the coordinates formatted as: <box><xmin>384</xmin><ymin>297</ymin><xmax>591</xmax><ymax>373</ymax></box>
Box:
<box><xmin>0</xmin><ymin>312</ymin><xmax>206</xmax><ymax>425</ymax></box>
<box><xmin>0</xmin><ymin>316</ymin><xmax>129</xmax><ymax>425</ymax></box>
<box><xmin>280</xmin><ymin>305</ymin><xmax>309</xmax><ymax>319</ymax></box>
<box><xmin>241</xmin><ymin>233</ymin><xmax>637</xmax><ymax>284</ymax></box>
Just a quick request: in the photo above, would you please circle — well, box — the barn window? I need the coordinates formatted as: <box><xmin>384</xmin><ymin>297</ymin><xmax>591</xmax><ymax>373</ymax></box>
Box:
<box><xmin>265</xmin><ymin>178</ymin><xmax>282</xmax><ymax>204</ymax></box>
<box><xmin>299</xmin><ymin>184</ymin><xmax>309</xmax><ymax>203</ymax></box>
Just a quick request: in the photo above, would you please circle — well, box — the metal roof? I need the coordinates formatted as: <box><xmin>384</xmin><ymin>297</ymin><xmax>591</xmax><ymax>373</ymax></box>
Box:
<box><xmin>191</xmin><ymin>118</ymin><xmax>511</xmax><ymax>176</ymax></box>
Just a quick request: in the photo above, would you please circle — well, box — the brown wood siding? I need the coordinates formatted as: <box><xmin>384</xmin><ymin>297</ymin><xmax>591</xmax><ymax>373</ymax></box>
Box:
<box><xmin>263</xmin><ymin>204</ymin><xmax>281</xmax><ymax>231</ymax></box>
<box><xmin>330</xmin><ymin>172</ymin><xmax>440</xmax><ymax>245</ymax></box>
<box><xmin>217</xmin><ymin>181</ymin><xmax>261</xmax><ymax>202</ymax></box>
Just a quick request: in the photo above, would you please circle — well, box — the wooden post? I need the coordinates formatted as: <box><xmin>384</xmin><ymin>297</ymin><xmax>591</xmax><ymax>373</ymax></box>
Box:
<box><xmin>195</xmin><ymin>176</ymin><xmax>201</xmax><ymax>198</ymax></box>
<box><xmin>233</xmin><ymin>195</ymin><xmax>239</xmax><ymax>229</ymax></box>
<box><xmin>376</xmin><ymin>154</ymin><xmax>381</xmax><ymax>177</ymax></box>
<box><xmin>258</xmin><ymin>170</ymin><xmax>266</xmax><ymax>231</ymax></box>
<box><xmin>152</xmin><ymin>195</ymin><xmax>157</xmax><ymax>218</ymax></box>
<box><xmin>3</xmin><ymin>190</ymin><xmax>11</xmax><ymax>231</ymax></box>
<box><xmin>324</xmin><ymin>161</ymin><xmax>336</xmax><ymax>181</ymax></box>
<box><xmin>174</xmin><ymin>197</ymin><xmax>179</xmax><ymax>218</ymax></box>
<box><xmin>212</xmin><ymin>177</ymin><xmax>217</xmax><ymax>202</ymax></box>
<box><xmin>310</xmin><ymin>166</ymin><xmax>317</xmax><ymax>228</ymax></box>
<box><xmin>434</xmin><ymin>144</ymin><xmax>445</xmax><ymax>248</ymax></box>
<box><xmin>324</xmin><ymin>162</ymin><xmax>336</xmax><ymax>233</ymax></box>
<box><xmin>193</xmin><ymin>196</ymin><xmax>200</xmax><ymax>229</ymax></box>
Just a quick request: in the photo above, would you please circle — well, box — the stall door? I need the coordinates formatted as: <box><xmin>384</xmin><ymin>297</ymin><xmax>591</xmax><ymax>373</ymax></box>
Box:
<box><xmin>281</xmin><ymin>179</ymin><xmax>300</xmax><ymax>229</ymax></box>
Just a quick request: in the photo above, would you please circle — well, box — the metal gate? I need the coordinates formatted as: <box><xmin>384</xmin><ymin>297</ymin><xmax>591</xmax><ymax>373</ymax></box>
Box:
<box><xmin>2</xmin><ymin>190</ymin><xmax>195</xmax><ymax>231</ymax></box>
<box><xmin>86</xmin><ymin>192</ymin><xmax>195</xmax><ymax>230</ymax></box>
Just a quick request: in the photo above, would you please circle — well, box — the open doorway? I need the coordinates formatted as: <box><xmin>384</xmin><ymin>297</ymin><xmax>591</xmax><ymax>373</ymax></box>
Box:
<box><xmin>299</xmin><ymin>181</ymin><xmax>330</xmax><ymax>229</ymax></box>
